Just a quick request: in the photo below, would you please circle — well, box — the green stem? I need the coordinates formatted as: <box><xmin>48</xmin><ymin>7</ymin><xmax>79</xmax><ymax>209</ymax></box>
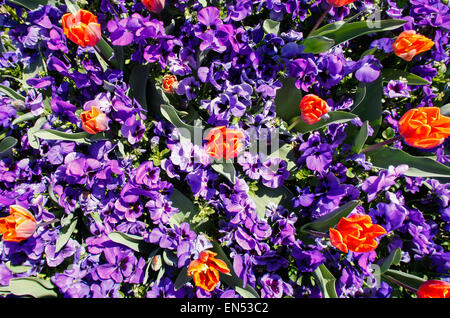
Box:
<box><xmin>307</xmin><ymin>4</ymin><xmax>332</xmax><ymax>38</ymax></box>
<box><xmin>360</xmin><ymin>135</ymin><xmax>403</xmax><ymax>154</ymax></box>
<box><xmin>306</xmin><ymin>229</ymin><xmax>330</xmax><ymax>239</ymax></box>
<box><xmin>287</xmin><ymin>117</ymin><xmax>303</xmax><ymax>131</ymax></box>
<box><xmin>382</xmin><ymin>274</ymin><xmax>419</xmax><ymax>293</ymax></box>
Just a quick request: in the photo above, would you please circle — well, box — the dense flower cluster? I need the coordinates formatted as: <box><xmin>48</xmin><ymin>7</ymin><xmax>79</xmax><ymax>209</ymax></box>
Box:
<box><xmin>0</xmin><ymin>0</ymin><xmax>448</xmax><ymax>299</ymax></box>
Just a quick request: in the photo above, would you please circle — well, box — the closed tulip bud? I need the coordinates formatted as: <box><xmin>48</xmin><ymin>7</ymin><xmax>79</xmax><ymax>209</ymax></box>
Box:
<box><xmin>61</xmin><ymin>10</ymin><xmax>101</xmax><ymax>47</ymax></box>
<box><xmin>392</xmin><ymin>30</ymin><xmax>434</xmax><ymax>62</ymax></box>
<box><xmin>80</xmin><ymin>106</ymin><xmax>109</xmax><ymax>134</ymax></box>
<box><xmin>398</xmin><ymin>107</ymin><xmax>450</xmax><ymax>149</ymax></box>
<box><xmin>299</xmin><ymin>94</ymin><xmax>330</xmax><ymax>125</ymax></box>
<box><xmin>326</xmin><ymin>0</ymin><xmax>356</xmax><ymax>7</ymax></box>
<box><xmin>142</xmin><ymin>0</ymin><xmax>165</xmax><ymax>13</ymax></box>
<box><xmin>417</xmin><ymin>280</ymin><xmax>450</xmax><ymax>298</ymax></box>
<box><xmin>0</xmin><ymin>205</ymin><xmax>37</xmax><ymax>242</ymax></box>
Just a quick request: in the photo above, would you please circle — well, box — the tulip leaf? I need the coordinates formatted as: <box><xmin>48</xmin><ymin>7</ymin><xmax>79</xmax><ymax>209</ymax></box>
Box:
<box><xmin>0</xmin><ymin>84</ymin><xmax>25</xmax><ymax>102</ymax></box>
<box><xmin>3</xmin><ymin>277</ymin><xmax>57</xmax><ymax>298</ymax></box>
<box><xmin>440</xmin><ymin>103</ymin><xmax>450</xmax><ymax>116</ymax></box>
<box><xmin>313</xmin><ymin>19</ymin><xmax>406</xmax><ymax>47</ymax></box>
<box><xmin>301</xmin><ymin>36</ymin><xmax>335</xmax><ymax>54</ymax></box>
<box><xmin>128</xmin><ymin>64</ymin><xmax>150</xmax><ymax>109</ymax></box>
<box><xmin>107</xmin><ymin>231</ymin><xmax>151</xmax><ymax>254</ymax></box>
<box><xmin>289</xmin><ymin>111</ymin><xmax>358</xmax><ymax>134</ymax></box>
<box><xmin>382</xmin><ymin>269</ymin><xmax>426</xmax><ymax>290</ymax></box>
<box><xmin>351</xmin><ymin>75</ymin><xmax>383</xmax><ymax>139</ymax></box>
<box><xmin>379</xmin><ymin>248</ymin><xmax>402</xmax><ymax>274</ymax></box>
<box><xmin>313</xmin><ymin>264</ymin><xmax>338</xmax><ymax>298</ymax></box>
<box><xmin>11</xmin><ymin>111</ymin><xmax>39</xmax><ymax>126</ymax></box>
<box><xmin>249</xmin><ymin>184</ymin><xmax>294</xmax><ymax>220</ymax></box>
<box><xmin>235</xmin><ymin>286</ymin><xmax>258</xmax><ymax>298</ymax></box>
<box><xmin>212</xmin><ymin>161</ymin><xmax>237</xmax><ymax>185</ymax></box>
<box><xmin>0</xmin><ymin>136</ymin><xmax>17</xmax><ymax>154</ymax></box>
<box><xmin>33</xmin><ymin>129</ymin><xmax>91</xmax><ymax>143</ymax></box>
<box><xmin>174</xmin><ymin>267</ymin><xmax>191</xmax><ymax>291</ymax></box>
<box><xmin>5</xmin><ymin>261</ymin><xmax>32</xmax><ymax>274</ymax></box>
<box><xmin>300</xmin><ymin>200</ymin><xmax>360</xmax><ymax>234</ymax></box>
<box><xmin>160</xmin><ymin>104</ymin><xmax>202</xmax><ymax>145</ymax></box>
<box><xmin>268</xmin><ymin>142</ymin><xmax>297</xmax><ymax>177</ymax></box>
<box><xmin>365</xmin><ymin>146</ymin><xmax>450</xmax><ymax>178</ymax></box>
<box><xmin>169</xmin><ymin>188</ymin><xmax>207</xmax><ymax>231</ymax></box>
<box><xmin>274</xmin><ymin>76</ymin><xmax>302</xmax><ymax>123</ymax></box>
<box><xmin>263</xmin><ymin>19</ymin><xmax>280</xmax><ymax>35</ymax></box>
<box><xmin>64</xmin><ymin>0</ymin><xmax>80</xmax><ymax>15</ymax></box>
<box><xmin>2</xmin><ymin>0</ymin><xmax>47</xmax><ymax>10</ymax></box>
<box><xmin>55</xmin><ymin>212</ymin><xmax>78</xmax><ymax>253</ymax></box>
<box><xmin>27</xmin><ymin>116</ymin><xmax>47</xmax><ymax>150</ymax></box>
<box><xmin>382</xmin><ymin>68</ymin><xmax>431</xmax><ymax>85</ymax></box>
<box><xmin>352</xmin><ymin>120</ymin><xmax>369</xmax><ymax>153</ymax></box>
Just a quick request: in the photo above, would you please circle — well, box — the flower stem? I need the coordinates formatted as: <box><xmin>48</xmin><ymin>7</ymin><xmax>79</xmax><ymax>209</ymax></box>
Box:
<box><xmin>287</xmin><ymin>117</ymin><xmax>303</xmax><ymax>131</ymax></box>
<box><xmin>359</xmin><ymin>135</ymin><xmax>403</xmax><ymax>154</ymax></box>
<box><xmin>382</xmin><ymin>274</ymin><xmax>419</xmax><ymax>293</ymax></box>
<box><xmin>306</xmin><ymin>229</ymin><xmax>330</xmax><ymax>239</ymax></box>
<box><xmin>307</xmin><ymin>4</ymin><xmax>332</xmax><ymax>38</ymax></box>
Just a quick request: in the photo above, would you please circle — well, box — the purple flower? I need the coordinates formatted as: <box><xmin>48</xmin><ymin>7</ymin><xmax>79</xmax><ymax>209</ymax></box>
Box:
<box><xmin>52</xmin><ymin>264</ymin><xmax>90</xmax><ymax>298</ymax></box>
<box><xmin>121</xmin><ymin>115</ymin><xmax>146</xmax><ymax>145</ymax></box>
<box><xmin>361</xmin><ymin>165</ymin><xmax>409</xmax><ymax>202</ymax></box>
<box><xmin>96</xmin><ymin>247</ymin><xmax>138</xmax><ymax>283</ymax></box>
<box><xmin>91</xmin><ymin>279</ymin><xmax>122</xmax><ymax>298</ymax></box>
<box><xmin>292</xmin><ymin>245</ymin><xmax>325</xmax><ymax>272</ymax></box>
<box><xmin>384</xmin><ymin>80</ymin><xmax>411</xmax><ymax>98</ymax></box>
<box><xmin>260</xmin><ymin>158</ymin><xmax>290</xmax><ymax>188</ymax></box>
<box><xmin>259</xmin><ymin>273</ymin><xmax>293</xmax><ymax>298</ymax></box>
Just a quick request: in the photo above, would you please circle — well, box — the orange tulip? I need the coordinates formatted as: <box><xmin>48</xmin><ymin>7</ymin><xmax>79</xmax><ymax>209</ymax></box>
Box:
<box><xmin>398</xmin><ymin>107</ymin><xmax>450</xmax><ymax>149</ymax></box>
<box><xmin>417</xmin><ymin>280</ymin><xmax>450</xmax><ymax>298</ymax></box>
<box><xmin>329</xmin><ymin>214</ymin><xmax>387</xmax><ymax>253</ymax></box>
<box><xmin>392</xmin><ymin>30</ymin><xmax>434</xmax><ymax>62</ymax></box>
<box><xmin>187</xmin><ymin>250</ymin><xmax>230</xmax><ymax>292</ymax></box>
<box><xmin>205</xmin><ymin>126</ymin><xmax>244</xmax><ymax>160</ymax></box>
<box><xmin>326</xmin><ymin>0</ymin><xmax>356</xmax><ymax>7</ymax></box>
<box><xmin>80</xmin><ymin>106</ymin><xmax>109</xmax><ymax>134</ymax></box>
<box><xmin>162</xmin><ymin>74</ymin><xmax>178</xmax><ymax>94</ymax></box>
<box><xmin>299</xmin><ymin>94</ymin><xmax>330</xmax><ymax>125</ymax></box>
<box><xmin>62</xmin><ymin>10</ymin><xmax>101</xmax><ymax>47</ymax></box>
<box><xmin>0</xmin><ymin>205</ymin><xmax>37</xmax><ymax>242</ymax></box>
<box><xmin>142</xmin><ymin>0</ymin><xmax>165</xmax><ymax>13</ymax></box>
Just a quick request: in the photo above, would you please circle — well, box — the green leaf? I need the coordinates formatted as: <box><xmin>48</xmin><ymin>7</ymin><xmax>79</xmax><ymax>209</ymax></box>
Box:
<box><xmin>128</xmin><ymin>64</ymin><xmax>150</xmax><ymax>109</ymax></box>
<box><xmin>55</xmin><ymin>213</ymin><xmax>78</xmax><ymax>253</ymax></box>
<box><xmin>4</xmin><ymin>0</ymin><xmax>47</xmax><ymax>10</ymax></box>
<box><xmin>301</xmin><ymin>36</ymin><xmax>335</xmax><ymax>54</ymax></box>
<box><xmin>289</xmin><ymin>111</ymin><xmax>358</xmax><ymax>133</ymax></box>
<box><xmin>169</xmin><ymin>188</ymin><xmax>201</xmax><ymax>228</ymax></box>
<box><xmin>382</xmin><ymin>68</ymin><xmax>430</xmax><ymax>86</ymax></box>
<box><xmin>11</xmin><ymin>112</ymin><xmax>39</xmax><ymax>126</ymax></box>
<box><xmin>4</xmin><ymin>277</ymin><xmax>57</xmax><ymax>298</ymax></box>
<box><xmin>0</xmin><ymin>84</ymin><xmax>25</xmax><ymax>102</ymax></box>
<box><xmin>313</xmin><ymin>264</ymin><xmax>338</xmax><ymax>298</ymax></box>
<box><xmin>314</xmin><ymin>19</ymin><xmax>406</xmax><ymax>47</ymax></box>
<box><xmin>300</xmin><ymin>200</ymin><xmax>360</xmax><ymax>233</ymax></box>
<box><xmin>351</xmin><ymin>75</ymin><xmax>383</xmax><ymax>139</ymax></box>
<box><xmin>211</xmin><ymin>162</ymin><xmax>236</xmax><ymax>184</ymax></box>
<box><xmin>64</xmin><ymin>0</ymin><xmax>81</xmax><ymax>15</ymax></box>
<box><xmin>162</xmin><ymin>249</ymin><xmax>178</xmax><ymax>267</ymax></box>
<box><xmin>379</xmin><ymin>248</ymin><xmax>402</xmax><ymax>274</ymax></box>
<box><xmin>268</xmin><ymin>142</ymin><xmax>297</xmax><ymax>176</ymax></box>
<box><xmin>33</xmin><ymin>129</ymin><xmax>91</xmax><ymax>143</ymax></box>
<box><xmin>107</xmin><ymin>231</ymin><xmax>151</xmax><ymax>254</ymax></box>
<box><xmin>440</xmin><ymin>103</ymin><xmax>450</xmax><ymax>116</ymax></box>
<box><xmin>174</xmin><ymin>267</ymin><xmax>191</xmax><ymax>290</ymax></box>
<box><xmin>274</xmin><ymin>76</ymin><xmax>302</xmax><ymax>123</ymax></box>
<box><xmin>383</xmin><ymin>269</ymin><xmax>426</xmax><ymax>290</ymax></box>
<box><xmin>94</xmin><ymin>37</ymin><xmax>119</xmax><ymax>69</ymax></box>
<box><xmin>249</xmin><ymin>185</ymin><xmax>294</xmax><ymax>220</ymax></box>
<box><xmin>352</xmin><ymin>120</ymin><xmax>369</xmax><ymax>153</ymax></box>
<box><xmin>0</xmin><ymin>136</ymin><xmax>17</xmax><ymax>154</ymax></box>
<box><xmin>263</xmin><ymin>19</ymin><xmax>280</xmax><ymax>35</ymax></box>
<box><xmin>160</xmin><ymin>104</ymin><xmax>202</xmax><ymax>145</ymax></box>
<box><xmin>5</xmin><ymin>261</ymin><xmax>31</xmax><ymax>274</ymax></box>
<box><xmin>235</xmin><ymin>286</ymin><xmax>258</xmax><ymax>298</ymax></box>
<box><xmin>27</xmin><ymin>116</ymin><xmax>47</xmax><ymax>150</ymax></box>
<box><xmin>366</xmin><ymin>146</ymin><xmax>450</xmax><ymax>178</ymax></box>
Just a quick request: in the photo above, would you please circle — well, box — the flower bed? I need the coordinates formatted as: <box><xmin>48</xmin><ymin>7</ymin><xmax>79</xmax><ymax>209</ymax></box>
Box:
<box><xmin>0</xmin><ymin>0</ymin><xmax>449</xmax><ymax>299</ymax></box>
